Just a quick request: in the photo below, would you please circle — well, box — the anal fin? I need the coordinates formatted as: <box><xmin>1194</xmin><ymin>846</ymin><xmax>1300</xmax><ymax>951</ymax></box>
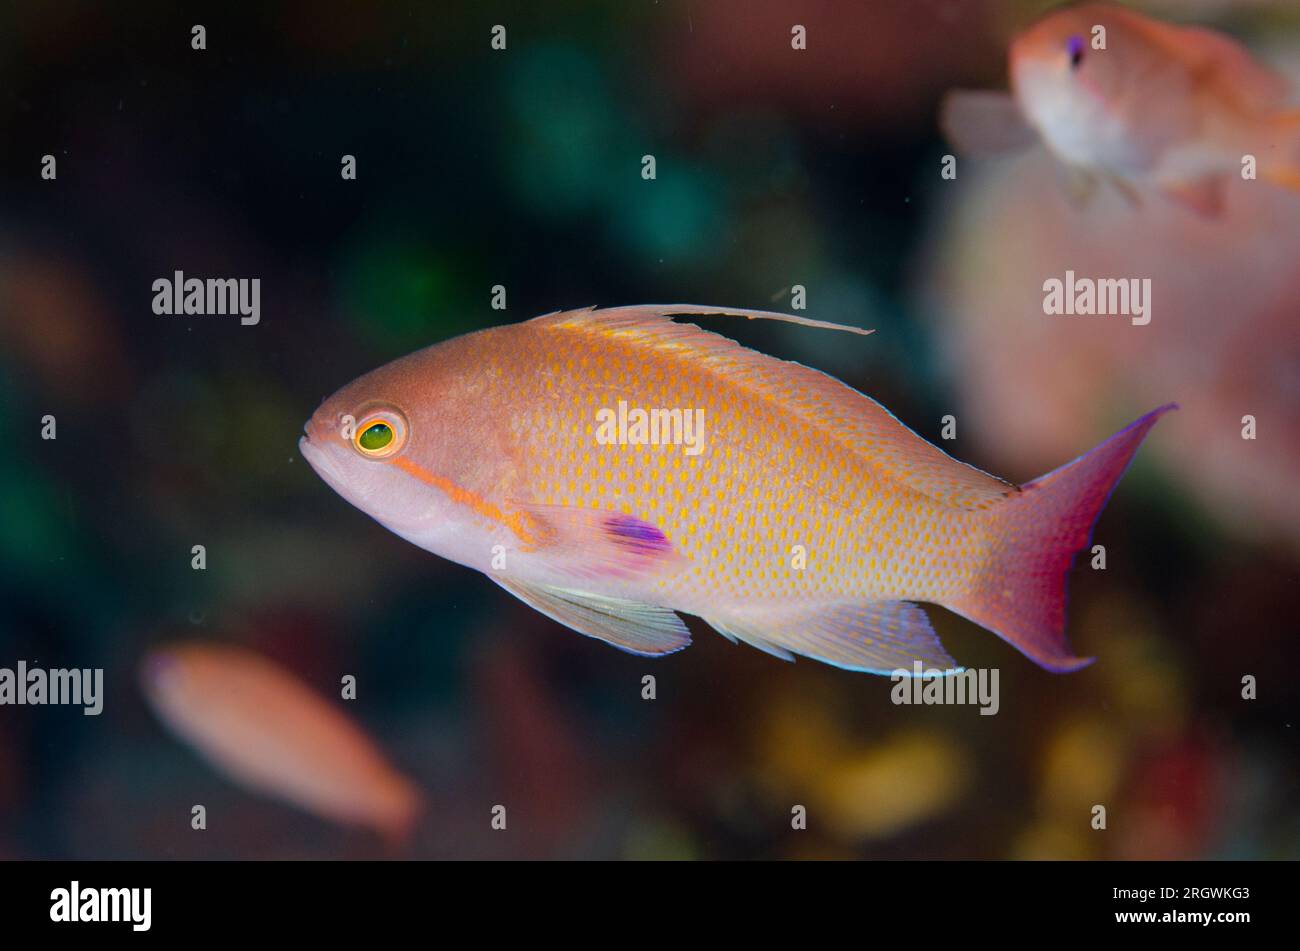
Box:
<box><xmin>704</xmin><ymin>601</ymin><xmax>959</xmax><ymax>675</ymax></box>
<box><xmin>492</xmin><ymin>576</ymin><xmax>691</xmax><ymax>657</ymax></box>
<box><xmin>705</xmin><ymin>619</ymin><xmax>795</xmax><ymax>663</ymax></box>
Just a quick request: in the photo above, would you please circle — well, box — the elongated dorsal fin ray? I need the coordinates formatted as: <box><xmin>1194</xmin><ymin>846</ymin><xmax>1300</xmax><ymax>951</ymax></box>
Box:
<box><xmin>535</xmin><ymin>303</ymin><xmax>873</xmax><ymax>336</ymax></box>
<box><xmin>531</xmin><ymin>304</ymin><xmax>1016</xmax><ymax>510</ymax></box>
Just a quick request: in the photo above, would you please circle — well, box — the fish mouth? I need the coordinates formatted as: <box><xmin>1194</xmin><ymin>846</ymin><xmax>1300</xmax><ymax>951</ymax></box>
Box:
<box><xmin>300</xmin><ymin>428</ymin><xmax>422</xmax><ymax>534</ymax></box>
<box><xmin>299</xmin><ymin>432</ymin><xmax>347</xmax><ymax>491</ymax></box>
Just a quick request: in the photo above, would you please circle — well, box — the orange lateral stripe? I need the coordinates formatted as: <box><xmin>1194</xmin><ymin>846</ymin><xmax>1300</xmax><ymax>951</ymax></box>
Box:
<box><xmin>391</xmin><ymin>456</ymin><xmax>540</xmax><ymax>546</ymax></box>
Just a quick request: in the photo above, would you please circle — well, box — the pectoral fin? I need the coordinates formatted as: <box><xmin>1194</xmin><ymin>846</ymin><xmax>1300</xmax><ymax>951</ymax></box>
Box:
<box><xmin>492</xmin><ymin>576</ymin><xmax>691</xmax><ymax>657</ymax></box>
<box><xmin>514</xmin><ymin>503</ymin><xmax>689</xmax><ymax>584</ymax></box>
<box><xmin>704</xmin><ymin>600</ymin><xmax>959</xmax><ymax>674</ymax></box>
<box><xmin>939</xmin><ymin>90</ymin><xmax>1038</xmax><ymax>157</ymax></box>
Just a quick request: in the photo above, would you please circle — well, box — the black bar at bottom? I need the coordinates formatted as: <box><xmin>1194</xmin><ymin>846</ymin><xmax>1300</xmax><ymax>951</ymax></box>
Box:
<box><xmin>0</xmin><ymin>859</ymin><xmax>1286</xmax><ymax>939</ymax></box>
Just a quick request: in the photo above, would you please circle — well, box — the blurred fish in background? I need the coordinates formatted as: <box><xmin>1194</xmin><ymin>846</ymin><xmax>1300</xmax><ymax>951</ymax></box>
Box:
<box><xmin>922</xmin><ymin>148</ymin><xmax>1300</xmax><ymax>545</ymax></box>
<box><xmin>926</xmin><ymin>1</ymin><xmax>1300</xmax><ymax>548</ymax></box>
<box><xmin>140</xmin><ymin>642</ymin><xmax>421</xmax><ymax>848</ymax></box>
<box><xmin>917</xmin><ymin>0</ymin><xmax>1300</xmax><ymax>861</ymax></box>
<box><xmin>943</xmin><ymin>2</ymin><xmax>1300</xmax><ymax>214</ymax></box>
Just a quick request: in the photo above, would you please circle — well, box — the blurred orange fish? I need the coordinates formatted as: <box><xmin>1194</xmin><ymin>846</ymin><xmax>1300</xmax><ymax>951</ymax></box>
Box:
<box><xmin>140</xmin><ymin>642</ymin><xmax>420</xmax><ymax>845</ymax></box>
<box><xmin>301</xmin><ymin>305</ymin><xmax>1172</xmax><ymax>674</ymax></box>
<box><xmin>922</xmin><ymin>145</ymin><xmax>1300</xmax><ymax>545</ymax></box>
<box><xmin>942</xmin><ymin>2</ymin><xmax>1300</xmax><ymax>215</ymax></box>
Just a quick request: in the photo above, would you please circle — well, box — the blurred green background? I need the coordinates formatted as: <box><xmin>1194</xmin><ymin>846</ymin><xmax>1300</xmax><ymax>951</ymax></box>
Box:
<box><xmin>0</xmin><ymin>0</ymin><xmax>1296</xmax><ymax>859</ymax></box>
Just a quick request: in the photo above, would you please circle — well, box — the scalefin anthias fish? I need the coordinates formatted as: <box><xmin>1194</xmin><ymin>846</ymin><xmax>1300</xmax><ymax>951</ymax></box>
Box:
<box><xmin>301</xmin><ymin>305</ymin><xmax>1173</xmax><ymax>675</ymax></box>
<box><xmin>941</xmin><ymin>2</ymin><xmax>1300</xmax><ymax>216</ymax></box>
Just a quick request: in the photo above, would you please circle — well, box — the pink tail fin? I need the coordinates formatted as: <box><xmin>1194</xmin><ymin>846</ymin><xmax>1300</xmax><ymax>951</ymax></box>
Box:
<box><xmin>948</xmin><ymin>404</ymin><xmax>1176</xmax><ymax>672</ymax></box>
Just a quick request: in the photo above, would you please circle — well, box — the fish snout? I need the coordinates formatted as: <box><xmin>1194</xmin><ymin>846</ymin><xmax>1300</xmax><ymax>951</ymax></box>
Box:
<box><xmin>302</xmin><ymin>410</ymin><xmax>333</xmax><ymax>446</ymax></box>
<box><xmin>139</xmin><ymin>649</ymin><xmax>184</xmax><ymax>695</ymax></box>
<box><xmin>298</xmin><ymin>414</ymin><xmax>355</xmax><ymax>493</ymax></box>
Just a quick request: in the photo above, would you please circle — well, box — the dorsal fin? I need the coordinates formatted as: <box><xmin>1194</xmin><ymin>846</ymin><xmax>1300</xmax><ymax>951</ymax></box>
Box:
<box><xmin>1174</xmin><ymin>25</ymin><xmax>1288</xmax><ymax>112</ymax></box>
<box><xmin>1122</xmin><ymin>8</ymin><xmax>1290</xmax><ymax>113</ymax></box>
<box><xmin>530</xmin><ymin>305</ymin><xmax>1016</xmax><ymax>510</ymax></box>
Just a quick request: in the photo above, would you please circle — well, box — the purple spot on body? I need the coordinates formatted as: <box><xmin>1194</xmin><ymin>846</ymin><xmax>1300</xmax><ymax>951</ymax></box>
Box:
<box><xmin>604</xmin><ymin>514</ymin><xmax>671</xmax><ymax>554</ymax></box>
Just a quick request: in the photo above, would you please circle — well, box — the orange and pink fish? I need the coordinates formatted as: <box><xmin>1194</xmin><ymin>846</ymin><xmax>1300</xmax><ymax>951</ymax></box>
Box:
<box><xmin>942</xmin><ymin>2</ymin><xmax>1300</xmax><ymax>216</ymax></box>
<box><xmin>301</xmin><ymin>305</ymin><xmax>1172</xmax><ymax>675</ymax></box>
<box><xmin>140</xmin><ymin>642</ymin><xmax>420</xmax><ymax>844</ymax></box>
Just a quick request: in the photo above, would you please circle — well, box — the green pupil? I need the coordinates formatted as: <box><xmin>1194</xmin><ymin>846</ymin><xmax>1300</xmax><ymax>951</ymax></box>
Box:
<box><xmin>359</xmin><ymin>422</ymin><xmax>393</xmax><ymax>451</ymax></box>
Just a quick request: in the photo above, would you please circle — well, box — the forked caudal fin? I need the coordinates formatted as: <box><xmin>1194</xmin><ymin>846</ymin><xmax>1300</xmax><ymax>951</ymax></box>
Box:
<box><xmin>947</xmin><ymin>404</ymin><xmax>1176</xmax><ymax>672</ymax></box>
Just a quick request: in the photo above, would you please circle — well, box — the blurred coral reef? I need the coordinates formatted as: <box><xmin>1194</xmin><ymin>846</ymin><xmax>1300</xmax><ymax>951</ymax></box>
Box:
<box><xmin>0</xmin><ymin>0</ymin><xmax>1294</xmax><ymax>859</ymax></box>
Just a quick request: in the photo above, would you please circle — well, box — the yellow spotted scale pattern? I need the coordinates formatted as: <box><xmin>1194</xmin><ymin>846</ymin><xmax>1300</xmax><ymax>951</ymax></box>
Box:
<box><xmin>497</xmin><ymin>307</ymin><xmax>1006</xmax><ymax>612</ymax></box>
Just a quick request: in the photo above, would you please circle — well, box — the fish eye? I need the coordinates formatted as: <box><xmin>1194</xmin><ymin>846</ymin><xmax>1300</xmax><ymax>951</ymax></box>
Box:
<box><xmin>358</xmin><ymin>421</ymin><xmax>393</xmax><ymax>452</ymax></box>
<box><xmin>1067</xmin><ymin>35</ymin><xmax>1085</xmax><ymax>70</ymax></box>
<box><xmin>353</xmin><ymin>413</ymin><xmax>406</xmax><ymax>458</ymax></box>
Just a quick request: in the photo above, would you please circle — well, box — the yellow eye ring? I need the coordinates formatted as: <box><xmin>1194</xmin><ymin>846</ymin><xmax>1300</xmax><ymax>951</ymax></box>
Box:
<box><xmin>353</xmin><ymin>414</ymin><xmax>405</xmax><ymax>457</ymax></box>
